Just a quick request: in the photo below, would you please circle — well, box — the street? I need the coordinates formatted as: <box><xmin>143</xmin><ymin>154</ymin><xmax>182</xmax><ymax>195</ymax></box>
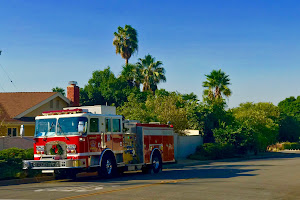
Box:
<box><xmin>1</xmin><ymin>152</ymin><xmax>300</xmax><ymax>200</ymax></box>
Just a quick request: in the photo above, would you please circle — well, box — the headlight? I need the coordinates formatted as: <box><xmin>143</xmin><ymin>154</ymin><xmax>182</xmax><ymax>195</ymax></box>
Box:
<box><xmin>23</xmin><ymin>161</ymin><xmax>31</xmax><ymax>169</ymax></box>
<box><xmin>67</xmin><ymin>144</ymin><xmax>77</xmax><ymax>153</ymax></box>
<box><xmin>36</xmin><ymin>146</ymin><xmax>45</xmax><ymax>154</ymax></box>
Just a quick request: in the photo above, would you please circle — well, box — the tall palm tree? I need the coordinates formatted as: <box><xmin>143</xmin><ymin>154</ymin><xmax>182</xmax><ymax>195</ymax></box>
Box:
<box><xmin>137</xmin><ymin>54</ymin><xmax>166</xmax><ymax>93</ymax></box>
<box><xmin>113</xmin><ymin>25</ymin><xmax>138</xmax><ymax>64</ymax></box>
<box><xmin>202</xmin><ymin>69</ymin><xmax>231</xmax><ymax>100</ymax></box>
<box><xmin>120</xmin><ymin>63</ymin><xmax>142</xmax><ymax>88</ymax></box>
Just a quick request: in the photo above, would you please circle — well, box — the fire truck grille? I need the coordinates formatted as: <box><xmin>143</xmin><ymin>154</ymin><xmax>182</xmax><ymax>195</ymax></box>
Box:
<box><xmin>45</xmin><ymin>142</ymin><xmax>67</xmax><ymax>158</ymax></box>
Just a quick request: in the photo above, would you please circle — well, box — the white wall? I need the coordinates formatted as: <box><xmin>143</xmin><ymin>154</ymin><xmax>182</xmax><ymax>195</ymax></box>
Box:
<box><xmin>174</xmin><ymin>135</ymin><xmax>203</xmax><ymax>159</ymax></box>
<box><xmin>0</xmin><ymin>137</ymin><xmax>34</xmax><ymax>150</ymax></box>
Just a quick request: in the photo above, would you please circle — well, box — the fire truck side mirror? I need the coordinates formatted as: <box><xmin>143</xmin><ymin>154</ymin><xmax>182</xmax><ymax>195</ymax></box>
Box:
<box><xmin>78</xmin><ymin>121</ymin><xmax>88</xmax><ymax>136</ymax></box>
<box><xmin>20</xmin><ymin>125</ymin><xmax>24</xmax><ymax>138</ymax></box>
<box><xmin>78</xmin><ymin>121</ymin><xmax>84</xmax><ymax>134</ymax></box>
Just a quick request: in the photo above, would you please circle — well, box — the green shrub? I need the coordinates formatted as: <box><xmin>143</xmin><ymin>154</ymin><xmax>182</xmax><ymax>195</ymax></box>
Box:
<box><xmin>0</xmin><ymin>148</ymin><xmax>36</xmax><ymax>180</ymax></box>
<box><xmin>190</xmin><ymin>143</ymin><xmax>236</xmax><ymax>160</ymax></box>
<box><xmin>282</xmin><ymin>142</ymin><xmax>300</xmax><ymax>150</ymax></box>
<box><xmin>267</xmin><ymin>142</ymin><xmax>300</xmax><ymax>151</ymax></box>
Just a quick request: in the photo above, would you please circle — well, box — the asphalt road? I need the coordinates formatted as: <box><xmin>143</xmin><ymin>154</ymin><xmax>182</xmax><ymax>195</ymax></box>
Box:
<box><xmin>1</xmin><ymin>152</ymin><xmax>300</xmax><ymax>200</ymax></box>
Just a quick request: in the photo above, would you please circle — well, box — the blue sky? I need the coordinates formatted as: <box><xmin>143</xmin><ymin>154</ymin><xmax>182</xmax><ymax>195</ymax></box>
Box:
<box><xmin>0</xmin><ymin>0</ymin><xmax>300</xmax><ymax>107</ymax></box>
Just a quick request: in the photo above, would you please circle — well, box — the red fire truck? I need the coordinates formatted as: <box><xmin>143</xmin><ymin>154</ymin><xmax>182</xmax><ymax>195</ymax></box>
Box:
<box><xmin>23</xmin><ymin>105</ymin><xmax>175</xmax><ymax>179</ymax></box>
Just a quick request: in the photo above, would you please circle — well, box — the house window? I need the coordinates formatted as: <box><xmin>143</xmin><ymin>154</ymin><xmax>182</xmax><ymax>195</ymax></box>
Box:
<box><xmin>112</xmin><ymin>119</ymin><xmax>121</xmax><ymax>132</ymax></box>
<box><xmin>90</xmin><ymin>118</ymin><xmax>99</xmax><ymax>132</ymax></box>
<box><xmin>7</xmin><ymin>128</ymin><xmax>17</xmax><ymax>137</ymax></box>
<box><xmin>56</xmin><ymin>100</ymin><xmax>60</xmax><ymax>109</ymax></box>
<box><xmin>50</xmin><ymin>100</ymin><xmax>53</xmax><ymax>108</ymax></box>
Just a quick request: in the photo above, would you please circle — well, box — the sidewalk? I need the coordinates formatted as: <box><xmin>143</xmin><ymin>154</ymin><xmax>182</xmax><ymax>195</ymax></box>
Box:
<box><xmin>1</xmin><ymin>151</ymin><xmax>298</xmax><ymax>186</ymax></box>
<box><xmin>165</xmin><ymin>151</ymin><xmax>300</xmax><ymax>169</ymax></box>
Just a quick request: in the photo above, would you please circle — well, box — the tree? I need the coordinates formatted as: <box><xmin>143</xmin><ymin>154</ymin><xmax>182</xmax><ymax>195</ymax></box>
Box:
<box><xmin>278</xmin><ymin>96</ymin><xmax>300</xmax><ymax>121</ymax></box>
<box><xmin>137</xmin><ymin>54</ymin><xmax>166</xmax><ymax>93</ymax></box>
<box><xmin>202</xmin><ymin>69</ymin><xmax>231</xmax><ymax>100</ymax></box>
<box><xmin>200</xmin><ymin>99</ymin><xmax>232</xmax><ymax>143</ymax></box>
<box><xmin>52</xmin><ymin>87</ymin><xmax>65</xmax><ymax>96</ymax></box>
<box><xmin>80</xmin><ymin>67</ymin><xmax>138</xmax><ymax>107</ymax></box>
<box><xmin>117</xmin><ymin>92</ymin><xmax>189</xmax><ymax>134</ymax></box>
<box><xmin>232</xmin><ymin>102</ymin><xmax>280</xmax><ymax>152</ymax></box>
<box><xmin>214</xmin><ymin>123</ymin><xmax>255</xmax><ymax>154</ymax></box>
<box><xmin>278</xmin><ymin>96</ymin><xmax>300</xmax><ymax>142</ymax></box>
<box><xmin>120</xmin><ymin>63</ymin><xmax>142</xmax><ymax>88</ymax></box>
<box><xmin>113</xmin><ymin>25</ymin><xmax>138</xmax><ymax>64</ymax></box>
<box><xmin>278</xmin><ymin>115</ymin><xmax>300</xmax><ymax>142</ymax></box>
<box><xmin>213</xmin><ymin>102</ymin><xmax>280</xmax><ymax>154</ymax></box>
<box><xmin>117</xmin><ymin>93</ymin><xmax>156</xmax><ymax>123</ymax></box>
<box><xmin>151</xmin><ymin>93</ymin><xmax>188</xmax><ymax>134</ymax></box>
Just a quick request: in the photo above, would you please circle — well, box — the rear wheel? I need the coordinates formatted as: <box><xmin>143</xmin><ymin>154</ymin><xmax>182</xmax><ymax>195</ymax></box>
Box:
<box><xmin>142</xmin><ymin>151</ymin><xmax>163</xmax><ymax>174</ymax></box>
<box><xmin>151</xmin><ymin>151</ymin><xmax>162</xmax><ymax>173</ymax></box>
<box><xmin>150</xmin><ymin>151</ymin><xmax>162</xmax><ymax>174</ymax></box>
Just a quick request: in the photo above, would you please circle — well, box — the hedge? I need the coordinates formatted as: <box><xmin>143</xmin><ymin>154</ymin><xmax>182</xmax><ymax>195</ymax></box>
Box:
<box><xmin>189</xmin><ymin>143</ymin><xmax>236</xmax><ymax>160</ymax></box>
<box><xmin>281</xmin><ymin>142</ymin><xmax>300</xmax><ymax>150</ymax></box>
<box><xmin>0</xmin><ymin>148</ymin><xmax>40</xmax><ymax>180</ymax></box>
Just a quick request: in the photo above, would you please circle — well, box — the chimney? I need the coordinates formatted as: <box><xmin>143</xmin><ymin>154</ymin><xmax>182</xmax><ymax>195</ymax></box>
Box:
<box><xmin>67</xmin><ymin>81</ymin><xmax>80</xmax><ymax>107</ymax></box>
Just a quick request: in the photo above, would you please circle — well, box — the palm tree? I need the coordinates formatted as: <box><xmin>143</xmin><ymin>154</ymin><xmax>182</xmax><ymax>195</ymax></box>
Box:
<box><xmin>202</xmin><ymin>69</ymin><xmax>231</xmax><ymax>100</ymax></box>
<box><xmin>113</xmin><ymin>25</ymin><xmax>138</xmax><ymax>65</ymax></box>
<box><xmin>120</xmin><ymin>63</ymin><xmax>142</xmax><ymax>88</ymax></box>
<box><xmin>137</xmin><ymin>54</ymin><xmax>166</xmax><ymax>93</ymax></box>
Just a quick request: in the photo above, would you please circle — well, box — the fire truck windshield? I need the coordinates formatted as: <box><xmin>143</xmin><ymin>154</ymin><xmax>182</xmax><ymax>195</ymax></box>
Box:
<box><xmin>35</xmin><ymin>118</ymin><xmax>57</xmax><ymax>137</ymax></box>
<box><xmin>57</xmin><ymin>117</ymin><xmax>87</xmax><ymax>136</ymax></box>
<box><xmin>35</xmin><ymin>117</ymin><xmax>88</xmax><ymax>137</ymax></box>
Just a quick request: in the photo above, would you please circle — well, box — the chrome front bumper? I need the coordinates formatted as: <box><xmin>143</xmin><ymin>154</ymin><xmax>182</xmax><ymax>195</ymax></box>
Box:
<box><xmin>23</xmin><ymin>159</ymin><xmax>85</xmax><ymax>170</ymax></box>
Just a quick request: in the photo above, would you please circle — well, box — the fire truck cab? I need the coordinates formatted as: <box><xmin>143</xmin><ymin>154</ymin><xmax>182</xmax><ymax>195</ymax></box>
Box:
<box><xmin>23</xmin><ymin>105</ymin><xmax>175</xmax><ymax>179</ymax></box>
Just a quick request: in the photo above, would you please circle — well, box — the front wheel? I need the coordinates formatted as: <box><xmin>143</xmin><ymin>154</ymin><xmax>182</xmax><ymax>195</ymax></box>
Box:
<box><xmin>98</xmin><ymin>153</ymin><xmax>117</xmax><ymax>178</ymax></box>
<box><xmin>54</xmin><ymin>169</ymin><xmax>68</xmax><ymax>179</ymax></box>
<box><xmin>54</xmin><ymin>169</ymin><xmax>77</xmax><ymax>180</ymax></box>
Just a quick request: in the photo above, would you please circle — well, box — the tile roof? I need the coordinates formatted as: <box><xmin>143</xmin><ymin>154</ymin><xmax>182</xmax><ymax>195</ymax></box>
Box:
<box><xmin>0</xmin><ymin>92</ymin><xmax>57</xmax><ymax>119</ymax></box>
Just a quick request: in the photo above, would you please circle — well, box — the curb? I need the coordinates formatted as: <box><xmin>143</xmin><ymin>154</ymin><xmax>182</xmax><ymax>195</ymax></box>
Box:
<box><xmin>0</xmin><ymin>176</ymin><xmax>54</xmax><ymax>186</ymax></box>
<box><xmin>164</xmin><ymin>152</ymin><xmax>296</xmax><ymax>169</ymax></box>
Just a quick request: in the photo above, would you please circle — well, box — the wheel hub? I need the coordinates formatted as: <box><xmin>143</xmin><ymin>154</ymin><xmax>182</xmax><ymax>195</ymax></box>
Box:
<box><xmin>106</xmin><ymin>159</ymin><xmax>112</xmax><ymax>174</ymax></box>
<box><xmin>153</xmin><ymin>157</ymin><xmax>160</xmax><ymax>170</ymax></box>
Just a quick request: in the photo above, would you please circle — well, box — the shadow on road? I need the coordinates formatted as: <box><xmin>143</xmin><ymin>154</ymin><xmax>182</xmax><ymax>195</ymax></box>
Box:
<box><xmin>61</xmin><ymin>164</ymin><xmax>258</xmax><ymax>187</ymax></box>
<box><xmin>62</xmin><ymin>152</ymin><xmax>300</xmax><ymax>185</ymax></box>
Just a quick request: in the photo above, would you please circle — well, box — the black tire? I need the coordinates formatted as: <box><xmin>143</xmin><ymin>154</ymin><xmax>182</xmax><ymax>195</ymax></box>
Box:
<box><xmin>151</xmin><ymin>151</ymin><xmax>162</xmax><ymax>174</ymax></box>
<box><xmin>54</xmin><ymin>169</ymin><xmax>68</xmax><ymax>179</ymax></box>
<box><xmin>98</xmin><ymin>153</ymin><xmax>117</xmax><ymax>178</ymax></box>
<box><xmin>68</xmin><ymin>169</ymin><xmax>77</xmax><ymax>180</ymax></box>
<box><xmin>54</xmin><ymin>169</ymin><xmax>77</xmax><ymax>180</ymax></box>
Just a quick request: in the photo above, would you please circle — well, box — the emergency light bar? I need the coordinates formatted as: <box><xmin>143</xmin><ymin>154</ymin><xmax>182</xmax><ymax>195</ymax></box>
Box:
<box><xmin>42</xmin><ymin>109</ymin><xmax>83</xmax><ymax>116</ymax></box>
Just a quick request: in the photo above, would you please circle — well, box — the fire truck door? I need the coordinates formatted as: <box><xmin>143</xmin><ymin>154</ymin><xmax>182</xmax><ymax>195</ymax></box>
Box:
<box><xmin>111</xmin><ymin>118</ymin><xmax>123</xmax><ymax>152</ymax></box>
<box><xmin>105</xmin><ymin>118</ymin><xmax>113</xmax><ymax>149</ymax></box>
<box><xmin>87</xmin><ymin>118</ymin><xmax>102</xmax><ymax>153</ymax></box>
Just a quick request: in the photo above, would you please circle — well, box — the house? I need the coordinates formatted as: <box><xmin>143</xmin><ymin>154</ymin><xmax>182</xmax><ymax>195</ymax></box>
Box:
<box><xmin>0</xmin><ymin>82</ymin><xmax>80</xmax><ymax>137</ymax></box>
